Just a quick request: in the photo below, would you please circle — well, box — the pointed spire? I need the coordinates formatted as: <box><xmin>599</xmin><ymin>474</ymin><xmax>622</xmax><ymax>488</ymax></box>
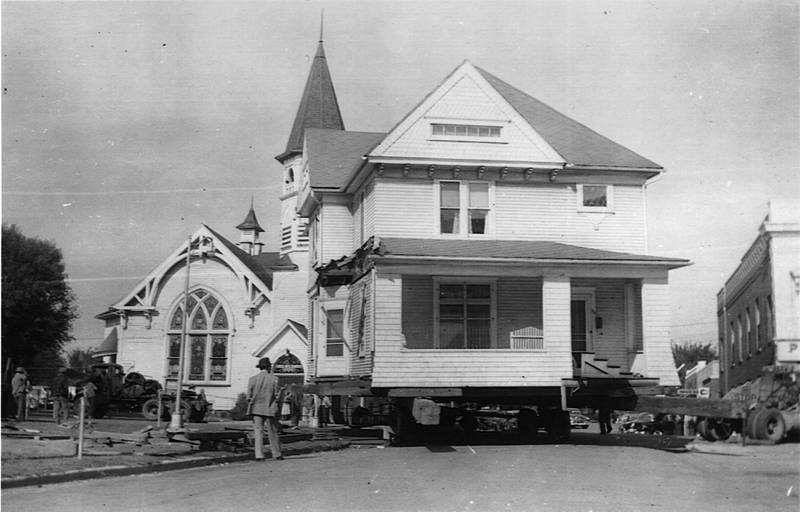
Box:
<box><xmin>278</xmin><ymin>20</ymin><xmax>345</xmax><ymax>161</ymax></box>
<box><xmin>236</xmin><ymin>204</ymin><xmax>264</xmax><ymax>233</ymax></box>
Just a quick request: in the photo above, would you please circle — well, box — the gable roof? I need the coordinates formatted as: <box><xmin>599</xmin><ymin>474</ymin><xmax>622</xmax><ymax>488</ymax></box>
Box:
<box><xmin>475</xmin><ymin>66</ymin><xmax>661</xmax><ymax>169</ymax></box>
<box><xmin>251</xmin><ymin>319</ymin><xmax>309</xmax><ymax>358</ymax></box>
<box><xmin>97</xmin><ymin>225</ymin><xmax>297</xmax><ymax>319</ymax></box>
<box><xmin>375</xmin><ymin>237</ymin><xmax>690</xmax><ymax>268</ymax></box>
<box><xmin>305</xmin><ymin>128</ymin><xmax>385</xmax><ymax>189</ymax></box>
<box><xmin>205</xmin><ymin>225</ymin><xmax>297</xmax><ymax>289</ymax></box>
<box><xmin>278</xmin><ymin>41</ymin><xmax>345</xmax><ymax>162</ymax></box>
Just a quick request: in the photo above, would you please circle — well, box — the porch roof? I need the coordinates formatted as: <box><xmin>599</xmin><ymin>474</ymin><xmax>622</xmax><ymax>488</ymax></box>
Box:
<box><xmin>374</xmin><ymin>238</ymin><xmax>690</xmax><ymax>268</ymax></box>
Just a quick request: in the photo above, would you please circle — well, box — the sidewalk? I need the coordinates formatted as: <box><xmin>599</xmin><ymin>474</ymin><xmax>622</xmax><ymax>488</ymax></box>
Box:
<box><xmin>1</xmin><ymin>415</ymin><xmax>354</xmax><ymax>489</ymax></box>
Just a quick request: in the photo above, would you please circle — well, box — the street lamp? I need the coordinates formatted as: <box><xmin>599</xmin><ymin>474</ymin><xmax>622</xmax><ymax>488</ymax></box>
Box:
<box><xmin>170</xmin><ymin>235</ymin><xmax>214</xmax><ymax>430</ymax></box>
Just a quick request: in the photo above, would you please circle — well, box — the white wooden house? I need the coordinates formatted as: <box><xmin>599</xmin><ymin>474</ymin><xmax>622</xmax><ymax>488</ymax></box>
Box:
<box><xmin>297</xmin><ymin>60</ymin><xmax>689</xmax><ymax>398</ymax></box>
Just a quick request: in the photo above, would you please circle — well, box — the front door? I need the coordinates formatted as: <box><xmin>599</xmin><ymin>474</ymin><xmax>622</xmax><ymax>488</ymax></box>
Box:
<box><xmin>571</xmin><ymin>290</ymin><xmax>595</xmax><ymax>369</ymax></box>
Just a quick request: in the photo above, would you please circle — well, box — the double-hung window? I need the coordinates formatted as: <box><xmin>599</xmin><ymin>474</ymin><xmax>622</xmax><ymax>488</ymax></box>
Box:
<box><xmin>439</xmin><ymin>181</ymin><xmax>492</xmax><ymax>235</ymax></box>
<box><xmin>435</xmin><ymin>279</ymin><xmax>496</xmax><ymax>349</ymax></box>
<box><xmin>325</xmin><ymin>309</ymin><xmax>345</xmax><ymax>357</ymax></box>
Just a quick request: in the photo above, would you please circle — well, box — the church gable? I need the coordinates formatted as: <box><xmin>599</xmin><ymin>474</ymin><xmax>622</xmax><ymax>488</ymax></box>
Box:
<box><xmin>110</xmin><ymin>226</ymin><xmax>273</xmax><ymax>321</ymax></box>
<box><xmin>369</xmin><ymin>61</ymin><xmax>564</xmax><ymax>166</ymax></box>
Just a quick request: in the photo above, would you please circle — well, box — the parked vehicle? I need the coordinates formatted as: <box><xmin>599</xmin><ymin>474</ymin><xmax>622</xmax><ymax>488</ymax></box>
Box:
<box><xmin>72</xmin><ymin>363</ymin><xmax>209</xmax><ymax>422</ymax></box>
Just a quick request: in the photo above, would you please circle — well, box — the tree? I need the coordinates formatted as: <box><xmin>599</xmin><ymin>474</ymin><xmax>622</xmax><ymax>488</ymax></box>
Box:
<box><xmin>65</xmin><ymin>347</ymin><xmax>96</xmax><ymax>372</ymax></box>
<box><xmin>2</xmin><ymin>224</ymin><xmax>77</xmax><ymax>384</ymax></box>
<box><xmin>672</xmin><ymin>342</ymin><xmax>717</xmax><ymax>384</ymax></box>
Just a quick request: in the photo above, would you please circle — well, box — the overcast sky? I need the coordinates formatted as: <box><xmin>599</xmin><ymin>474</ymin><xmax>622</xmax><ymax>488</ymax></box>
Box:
<box><xmin>2</xmin><ymin>0</ymin><xmax>798</xmax><ymax>352</ymax></box>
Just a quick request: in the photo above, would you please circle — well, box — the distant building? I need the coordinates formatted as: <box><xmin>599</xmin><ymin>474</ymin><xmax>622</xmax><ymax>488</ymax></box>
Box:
<box><xmin>717</xmin><ymin>200</ymin><xmax>800</xmax><ymax>395</ymax></box>
<box><xmin>683</xmin><ymin>360</ymin><xmax>720</xmax><ymax>399</ymax></box>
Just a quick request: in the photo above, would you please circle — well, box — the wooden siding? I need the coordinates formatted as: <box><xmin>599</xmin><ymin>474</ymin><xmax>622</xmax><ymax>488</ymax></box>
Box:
<box><xmin>371</xmin><ymin>178</ymin><xmax>646</xmax><ymax>254</ymax></box>
<box><xmin>373</xmin><ymin>179</ymin><xmax>435</xmax><ymax>238</ymax></box>
<box><xmin>494</xmin><ymin>182</ymin><xmax>646</xmax><ymax>253</ymax></box>
<box><xmin>377</xmin><ymin>73</ymin><xmax>561</xmax><ymax>164</ymax></box>
<box><xmin>320</xmin><ymin>201</ymin><xmax>354</xmax><ymax>262</ymax></box>
<box><xmin>641</xmin><ymin>277</ymin><xmax>680</xmax><ymax>385</ymax></box>
<box><xmin>373</xmin><ymin>274</ymin><xmax>572</xmax><ymax>388</ymax></box>
<box><xmin>363</xmin><ymin>182</ymin><xmax>376</xmax><ymax>242</ymax></box>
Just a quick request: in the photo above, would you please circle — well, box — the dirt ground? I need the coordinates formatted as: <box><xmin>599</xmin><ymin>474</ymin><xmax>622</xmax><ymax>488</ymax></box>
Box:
<box><xmin>1</xmin><ymin>410</ymin><xmax>353</xmax><ymax>481</ymax></box>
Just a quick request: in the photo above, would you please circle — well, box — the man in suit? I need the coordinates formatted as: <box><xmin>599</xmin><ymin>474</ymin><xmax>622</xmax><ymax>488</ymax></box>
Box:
<box><xmin>248</xmin><ymin>357</ymin><xmax>284</xmax><ymax>460</ymax></box>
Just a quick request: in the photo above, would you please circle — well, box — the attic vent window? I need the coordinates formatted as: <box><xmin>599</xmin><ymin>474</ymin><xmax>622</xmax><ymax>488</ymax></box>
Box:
<box><xmin>431</xmin><ymin>123</ymin><xmax>501</xmax><ymax>139</ymax></box>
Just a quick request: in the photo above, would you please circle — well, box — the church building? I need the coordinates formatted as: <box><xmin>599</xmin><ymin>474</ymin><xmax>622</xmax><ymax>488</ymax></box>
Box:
<box><xmin>94</xmin><ymin>35</ymin><xmax>344</xmax><ymax>410</ymax></box>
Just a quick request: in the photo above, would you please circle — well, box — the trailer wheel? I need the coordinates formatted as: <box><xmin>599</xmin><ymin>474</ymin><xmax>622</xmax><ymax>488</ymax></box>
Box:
<box><xmin>696</xmin><ymin>418</ymin><xmax>714</xmax><ymax>441</ymax></box>
<box><xmin>755</xmin><ymin>409</ymin><xmax>785</xmax><ymax>443</ymax></box>
<box><xmin>709</xmin><ymin>418</ymin><xmax>732</xmax><ymax>441</ymax></box>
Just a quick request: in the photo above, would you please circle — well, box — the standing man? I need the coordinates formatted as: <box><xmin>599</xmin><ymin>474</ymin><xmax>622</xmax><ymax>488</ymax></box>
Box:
<box><xmin>11</xmin><ymin>367</ymin><xmax>30</xmax><ymax>421</ymax></box>
<box><xmin>247</xmin><ymin>357</ymin><xmax>284</xmax><ymax>461</ymax></box>
<box><xmin>52</xmin><ymin>368</ymin><xmax>70</xmax><ymax>425</ymax></box>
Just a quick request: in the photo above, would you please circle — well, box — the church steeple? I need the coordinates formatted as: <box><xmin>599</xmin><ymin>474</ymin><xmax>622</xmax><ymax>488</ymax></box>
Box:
<box><xmin>236</xmin><ymin>201</ymin><xmax>265</xmax><ymax>256</ymax></box>
<box><xmin>276</xmin><ymin>28</ymin><xmax>345</xmax><ymax>163</ymax></box>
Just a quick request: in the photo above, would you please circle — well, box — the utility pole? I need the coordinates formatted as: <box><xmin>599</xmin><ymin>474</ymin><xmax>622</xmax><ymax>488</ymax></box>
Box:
<box><xmin>170</xmin><ymin>236</ymin><xmax>192</xmax><ymax>430</ymax></box>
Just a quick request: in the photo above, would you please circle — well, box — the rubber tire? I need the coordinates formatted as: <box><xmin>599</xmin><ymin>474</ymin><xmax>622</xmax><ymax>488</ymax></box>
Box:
<box><xmin>755</xmin><ymin>409</ymin><xmax>785</xmax><ymax>443</ymax></box>
<box><xmin>142</xmin><ymin>398</ymin><xmax>167</xmax><ymax>421</ymax></box>
<box><xmin>696</xmin><ymin>418</ymin><xmax>714</xmax><ymax>441</ymax></box>
<box><xmin>709</xmin><ymin>418</ymin><xmax>732</xmax><ymax>441</ymax></box>
<box><xmin>745</xmin><ymin>410</ymin><xmax>764</xmax><ymax>440</ymax></box>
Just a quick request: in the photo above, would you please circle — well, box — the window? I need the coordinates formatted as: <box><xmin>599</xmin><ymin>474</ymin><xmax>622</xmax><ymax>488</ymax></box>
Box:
<box><xmin>439</xmin><ymin>181</ymin><xmax>492</xmax><ymax>235</ymax></box>
<box><xmin>577</xmin><ymin>184</ymin><xmax>614</xmax><ymax>212</ymax></box>
<box><xmin>736</xmin><ymin>316</ymin><xmax>743</xmax><ymax>363</ymax></box>
<box><xmin>729</xmin><ymin>325</ymin><xmax>735</xmax><ymax>368</ymax></box>
<box><xmin>745</xmin><ymin>308</ymin><xmax>752</xmax><ymax>356</ymax></box>
<box><xmin>166</xmin><ymin>289</ymin><xmax>230</xmax><ymax>383</ymax></box>
<box><xmin>754</xmin><ymin>299</ymin><xmax>761</xmax><ymax>350</ymax></box>
<box><xmin>435</xmin><ymin>280</ymin><xmax>495</xmax><ymax>349</ymax></box>
<box><xmin>325</xmin><ymin>309</ymin><xmax>345</xmax><ymax>357</ymax></box>
<box><xmin>431</xmin><ymin>123</ymin><xmax>501</xmax><ymax>139</ymax></box>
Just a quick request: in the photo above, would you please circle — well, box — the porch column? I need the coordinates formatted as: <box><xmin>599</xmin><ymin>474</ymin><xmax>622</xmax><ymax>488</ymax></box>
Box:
<box><xmin>542</xmin><ymin>275</ymin><xmax>573</xmax><ymax>377</ymax></box>
<box><xmin>641</xmin><ymin>277</ymin><xmax>680</xmax><ymax>386</ymax></box>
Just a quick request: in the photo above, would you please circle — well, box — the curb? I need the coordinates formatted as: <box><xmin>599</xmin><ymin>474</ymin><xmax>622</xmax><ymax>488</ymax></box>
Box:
<box><xmin>1</xmin><ymin>440</ymin><xmax>350</xmax><ymax>490</ymax></box>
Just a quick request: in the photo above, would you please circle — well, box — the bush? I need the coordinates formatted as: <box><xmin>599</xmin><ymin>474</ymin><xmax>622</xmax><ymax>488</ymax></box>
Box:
<box><xmin>230</xmin><ymin>393</ymin><xmax>250</xmax><ymax>420</ymax></box>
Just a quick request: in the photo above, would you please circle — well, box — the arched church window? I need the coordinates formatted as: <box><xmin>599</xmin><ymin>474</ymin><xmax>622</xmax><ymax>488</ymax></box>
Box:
<box><xmin>166</xmin><ymin>288</ymin><xmax>231</xmax><ymax>383</ymax></box>
<box><xmin>273</xmin><ymin>350</ymin><xmax>304</xmax><ymax>388</ymax></box>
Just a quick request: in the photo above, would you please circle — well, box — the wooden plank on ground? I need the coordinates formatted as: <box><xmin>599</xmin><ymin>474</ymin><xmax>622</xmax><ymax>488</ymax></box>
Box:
<box><xmin>388</xmin><ymin>388</ymin><xmax>463</xmax><ymax>398</ymax></box>
<box><xmin>84</xmin><ymin>431</ymin><xmax>150</xmax><ymax>444</ymax></box>
<box><xmin>629</xmin><ymin>396</ymin><xmax>747</xmax><ymax>418</ymax></box>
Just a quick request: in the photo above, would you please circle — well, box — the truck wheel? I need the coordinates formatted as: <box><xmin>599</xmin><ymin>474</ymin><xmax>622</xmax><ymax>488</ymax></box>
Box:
<box><xmin>142</xmin><ymin>398</ymin><xmax>167</xmax><ymax>421</ymax></box>
<box><xmin>755</xmin><ymin>409</ymin><xmax>785</xmax><ymax>443</ymax></box>
<box><xmin>517</xmin><ymin>408</ymin><xmax>540</xmax><ymax>441</ymax></box>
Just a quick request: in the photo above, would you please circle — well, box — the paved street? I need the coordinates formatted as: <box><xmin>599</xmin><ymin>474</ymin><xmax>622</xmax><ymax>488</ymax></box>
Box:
<box><xmin>4</xmin><ymin>434</ymin><xmax>798</xmax><ymax>512</ymax></box>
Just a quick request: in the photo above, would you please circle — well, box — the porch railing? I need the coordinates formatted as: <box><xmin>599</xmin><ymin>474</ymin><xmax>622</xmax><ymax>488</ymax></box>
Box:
<box><xmin>510</xmin><ymin>327</ymin><xmax>544</xmax><ymax>350</ymax></box>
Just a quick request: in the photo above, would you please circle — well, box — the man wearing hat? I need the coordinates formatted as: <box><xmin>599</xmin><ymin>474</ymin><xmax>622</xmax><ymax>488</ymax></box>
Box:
<box><xmin>11</xmin><ymin>367</ymin><xmax>30</xmax><ymax>421</ymax></box>
<box><xmin>247</xmin><ymin>357</ymin><xmax>285</xmax><ymax>460</ymax></box>
<box><xmin>52</xmin><ymin>368</ymin><xmax>70</xmax><ymax>425</ymax></box>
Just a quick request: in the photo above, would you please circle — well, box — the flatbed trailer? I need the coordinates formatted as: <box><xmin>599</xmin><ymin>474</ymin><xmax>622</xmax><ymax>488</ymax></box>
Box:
<box><xmin>295</xmin><ymin>365</ymin><xmax>799</xmax><ymax>445</ymax></box>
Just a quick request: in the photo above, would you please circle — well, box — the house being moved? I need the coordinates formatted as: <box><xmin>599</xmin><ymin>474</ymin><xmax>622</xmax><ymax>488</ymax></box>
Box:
<box><xmin>281</xmin><ymin>41</ymin><xmax>690</xmax><ymax>435</ymax></box>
